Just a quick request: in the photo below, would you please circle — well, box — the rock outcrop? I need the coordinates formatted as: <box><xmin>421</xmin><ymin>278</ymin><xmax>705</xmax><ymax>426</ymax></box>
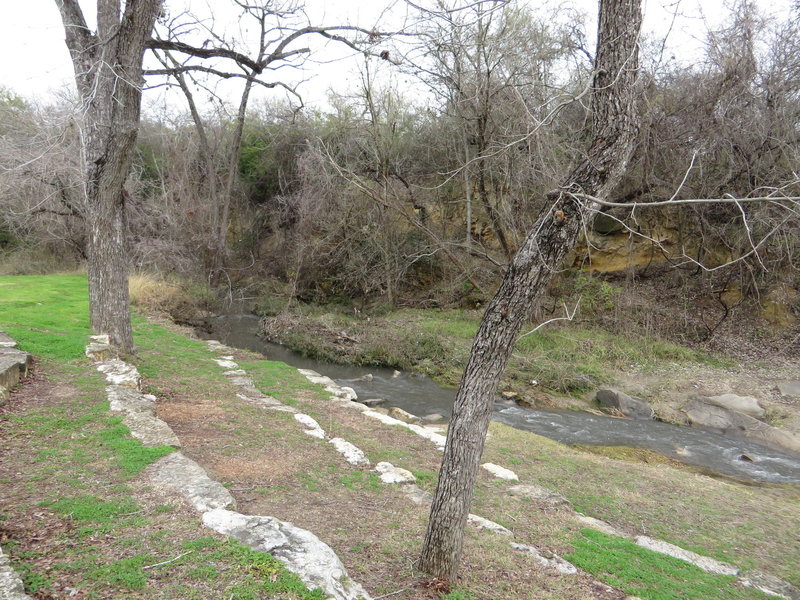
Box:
<box><xmin>595</xmin><ymin>389</ymin><xmax>654</xmax><ymax>420</ymax></box>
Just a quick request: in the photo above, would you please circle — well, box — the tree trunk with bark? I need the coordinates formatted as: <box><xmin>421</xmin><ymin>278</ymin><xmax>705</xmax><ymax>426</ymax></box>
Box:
<box><xmin>56</xmin><ymin>0</ymin><xmax>163</xmax><ymax>353</ymax></box>
<box><xmin>418</xmin><ymin>0</ymin><xmax>643</xmax><ymax>580</ymax></box>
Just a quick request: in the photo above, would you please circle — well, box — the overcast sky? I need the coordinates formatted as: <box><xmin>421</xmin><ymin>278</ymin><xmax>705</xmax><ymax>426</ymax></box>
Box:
<box><xmin>0</xmin><ymin>0</ymin><xmax>795</xmax><ymax>112</ymax></box>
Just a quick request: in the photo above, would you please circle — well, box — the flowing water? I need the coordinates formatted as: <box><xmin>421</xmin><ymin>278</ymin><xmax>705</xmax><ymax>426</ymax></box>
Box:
<box><xmin>198</xmin><ymin>313</ymin><xmax>800</xmax><ymax>484</ymax></box>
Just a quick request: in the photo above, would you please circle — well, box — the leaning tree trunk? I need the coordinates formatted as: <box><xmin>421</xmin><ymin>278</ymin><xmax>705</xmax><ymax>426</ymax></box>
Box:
<box><xmin>418</xmin><ymin>0</ymin><xmax>642</xmax><ymax>580</ymax></box>
<box><xmin>56</xmin><ymin>0</ymin><xmax>163</xmax><ymax>353</ymax></box>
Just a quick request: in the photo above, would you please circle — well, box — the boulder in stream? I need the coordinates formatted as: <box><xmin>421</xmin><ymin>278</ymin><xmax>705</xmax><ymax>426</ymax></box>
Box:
<box><xmin>595</xmin><ymin>389</ymin><xmax>654</xmax><ymax>420</ymax></box>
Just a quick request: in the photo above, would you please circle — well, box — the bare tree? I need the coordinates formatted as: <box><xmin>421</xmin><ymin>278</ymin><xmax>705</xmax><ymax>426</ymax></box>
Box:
<box><xmin>56</xmin><ymin>0</ymin><xmax>164</xmax><ymax>353</ymax></box>
<box><xmin>418</xmin><ymin>0</ymin><xmax>643</xmax><ymax>579</ymax></box>
<box><xmin>54</xmin><ymin>0</ymin><xmax>383</xmax><ymax>352</ymax></box>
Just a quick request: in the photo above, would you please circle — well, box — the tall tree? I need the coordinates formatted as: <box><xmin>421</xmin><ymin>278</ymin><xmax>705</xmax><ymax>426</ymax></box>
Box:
<box><xmin>55</xmin><ymin>0</ymin><xmax>381</xmax><ymax>352</ymax></box>
<box><xmin>417</xmin><ymin>0</ymin><xmax>643</xmax><ymax>580</ymax></box>
<box><xmin>56</xmin><ymin>0</ymin><xmax>164</xmax><ymax>353</ymax></box>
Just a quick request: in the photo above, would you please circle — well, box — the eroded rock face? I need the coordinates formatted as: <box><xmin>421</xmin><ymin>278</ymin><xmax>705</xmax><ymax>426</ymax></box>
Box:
<box><xmin>595</xmin><ymin>389</ymin><xmax>654</xmax><ymax>420</ymax></box>
<box><xmin>682</xmin><ymin>400</ymin><xmax>800</xmax><ymax>454</ymax></box>
<box><xmin>634</xmin><ymin>536</ymin><xmax>738</xmax><ymax>576</ymax></box>
<box><xmin>702</xmin><ymin>394</ymin><xmax>765</xmax><ymax>418</ymax></box>
<box><xmin>203</xmin><ymin>509</ymin><xmax>372</xmax><ymax>600</ymax></box>
<box><xmin>149</xmin><ymin>453</ymin><xmax>235</xmax><ymax>513</ymax></box>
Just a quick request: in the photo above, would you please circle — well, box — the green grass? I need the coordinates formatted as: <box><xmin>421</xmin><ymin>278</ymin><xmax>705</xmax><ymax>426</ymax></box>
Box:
<box><xmin>0</xmin><ymin>274</ymin><xmax>90</xmax><ymax>360</ymax></box>
<box><xmin>565</xmin><ymin>529</ymin><xmax>772</xmax><ymax>600</ymax></box>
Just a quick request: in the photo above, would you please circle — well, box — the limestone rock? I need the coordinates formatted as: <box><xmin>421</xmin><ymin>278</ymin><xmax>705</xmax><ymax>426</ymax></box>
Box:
<box><xmin>739</xmin><ymin>571</ymin><xmax>800</xmax><ymax>600</ymax></box>
<box><xmin>0</xmin><ymin>546</ymin><xmax>31</xmax><ymax>600</ymax></box>
<box><xmin>149</xmin><ymin>453</ymin><xmax>235</xmax><ymax>513</ymax></box>
<box><xmin>481</xmin><ymin>462</ymin><xmax>519</xmax><ymax>481</ymax></box>
<box><xmin>206</xmin><ymin>340</ymin><xmax>233</xmax><ymax>353</ymax></box>
<box><xmin>511</xmin><ymin>542</ymin><xmax>577</xmax><ymax>574</ymax></box>
<box><xmin>85</xmin><ymin>334</ymin><xmax>114</xmax><ymax>360</ymax></box>
<box><xmin>402</xmin><ymin>484</ymin><xmax>433</xmax><ymax>505</ymax></box>
<box><xmin>329</xmin><ymin>438</ymin><xmax>369</xmax><ymax>466</ymax></box>
<box><xmin>107</xmin><ymin>386</ymin><xmax>156</xmax><ymax>415</ymax></box>
<box><xmin>97</xmin><ymin>360</ymin><xmax>140</xmax><ymax>388</ymax></box>
<box><xmin>467</xmin><ymin>514</ymin><xmax>513</xmax><ymax>536</ymax></box>
<box><xmin>213</xmin><ymin>358</ymin><xmax>239</xmax><ymax>370</ymax></box>
<box><xmin>596</xmin><ymin>389</ymin><xmax>653</xmax><ymax>420</ymax></box>
<box><xmin>635</xmin><ymin>536</ymin><xmax>738</xmax><ymax>576</ymax></box>
<box><xmin>202</xmin><ymin>509</ymin><xmax>371</xmax><ymax>600</ymax></box>
<box><xmin>508</xmin><ymin>484</ymin><xmax>570</xmax><ymax>507</ymax></box>
<box><xmin>387</xmin><ymin>407</ymin><xmax>421</xmax><ymax>424</ymax></box>
<box><xmin>574</xmin><ymin>514</ymin><xmax>629</xmax><ymax>538</ymax></box>
<box><xmin>682</xmin><ymin>399</ymin><xmax>800</xmax><ymax>454</ymax></box>
<box><xmin>374</xmin><ymin>462</ymin><xmax>415</xmax><ymax>484</ymax></box>
<box><xmin>0</xmin><ymin>350</ymin><xmax>31</xmax><ymax>406</ymax></box>
<box><xmin>703</xmin><ymin>393</ymin><xmax>764</xmax><ymax>418</ymax></box>
<box><xmin>294</xmin><ymin>413</ymin><xmax>326</xmax><ymax>439</ymax></box>
<box><xmin>325</xmin><ymin>385</ymin><xmax>357</xmax><ymax>401</ymax></box>
<box><xmin>123</xmin><ymin>412</ymin><xmax>181</xmax><ymax>448</ymax></box>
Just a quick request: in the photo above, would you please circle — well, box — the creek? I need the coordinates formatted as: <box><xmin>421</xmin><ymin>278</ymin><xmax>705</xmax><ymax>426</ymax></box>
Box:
<box><xmin>198</xmin><ymin>312</ymin><xmax>800</xmax><ymax>484</ymax></box>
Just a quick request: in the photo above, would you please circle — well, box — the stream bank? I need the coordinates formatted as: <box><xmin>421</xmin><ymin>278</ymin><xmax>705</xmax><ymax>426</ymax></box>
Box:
<box><xmin>198</xmin><ymin>312</ymin><xmax>800</xmax><ymax>484</ymax></box>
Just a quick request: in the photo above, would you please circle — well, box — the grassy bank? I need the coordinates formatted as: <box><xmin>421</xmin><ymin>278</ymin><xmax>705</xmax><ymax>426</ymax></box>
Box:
<box><xmin>2</xmin><ymin>274</ymin><xmax>798</xmax><ymax>599</ymax></box>
<box><xmin>259</xmin><ymin>303</ymin><xmax>731</xmax><ymax>405</ymax></box>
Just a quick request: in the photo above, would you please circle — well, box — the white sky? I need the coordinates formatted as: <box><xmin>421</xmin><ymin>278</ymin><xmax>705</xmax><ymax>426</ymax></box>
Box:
<box><xmin>0</xmin><ymin>0</ymin><xmax>795</xmax><ymax>113</ymax></box>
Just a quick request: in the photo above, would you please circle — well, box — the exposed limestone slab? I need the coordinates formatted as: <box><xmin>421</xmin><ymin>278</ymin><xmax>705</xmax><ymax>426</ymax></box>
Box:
<box><xmin>202</xmin><ymin>509</ymin><xmax>371</xmax><ymax>600</ymax></box>
<box><xmin>97</xmin><ymin>360</ymin><xmax>140</xmax><ymax>388</ymax></box>
<box><xmin>227</xmin><ymin>375</ymin><xmax>256</xmax><ymax>388</ymax></box>
<box><xmin>574</xmin><ymin>514</ymin><xmax>629</xmax><ymax>538</ymax></box>
<box><xmin>123</xmin><ymin>412</ymin><xmax>181</xmax><ymax>448</ymax></box>
<box><xmin>387</xmin><ymin>407</ymin><xmax>421</xmax><ymax>424</ymax></box>
<box><xmin>224</xmin><ymin>369</ymin><xmax>248</xmax><ymax>376</ymax></box>
<box><xmin>703</xmin><ymin>394</ymin><xmax>765</xmax><ymax>418</ymax></box>
<box><xmin>149</xmin><ymin>453</ymin><xmax>235</xmax><ymax>513</ymax></box>
<box><xmin>402</xmin><ymin>484</ymin><xmax>433</xmax><ymax>505</ymax></box>
<box><xmin>511</xmin><ymin>542</ymin><xmax>578</xmax><ymax>575</ymax></box>
<box><xmin>635</xmin><ymin>536</ymin><xmax>738</xmax><ymax>576</ymax></box>
<box><xmin>269</xmin><ymin>405</ymin><xmax>299</xmax><ymax>414</ymax></box>
<box><xmin>739</xmin><ymin>571</ymin><xmax>800</xmax><ymax>600</ymax></box>
<box><xmin>0</xmin><ymin>546</ymin><xmax>31</xmax><ymax>599</ymax></box>
<box><xmin>235</xmin><ymin>392</ymin><xmax>284</xmax><ymax>408</ymax></box>
<box><xmin>295</xmin><ymin>413</ymin><xmax>326</xmax><ymax>439</ymax></box>
<box><xmin>206</xmin><ymin>340</ymin><xmax>233</xmax><ymax>353</ymax></box>
<box><xmin>508</xmin><ymin>484</ymin><xmax>570</xmax><ymax>507</ymax></box>
<box><xmin>329</xmin><ymin>438</ymin><xmax>369</xmax><ymax>466</ymax></box>
<box><xmin>214</xmin><ymin>359</ymin><xmax>240</xmax><ymax>370</ymax></box>
<box><xmin>374</xmin><ymin>462</ymin><xmax>416</xmax><ymax>484</ymax></box>
<box><xmin>309</xmin><ymin>375</ymin><xmax>337</xmax><ymax>386</ymax></box>
<box><xmin>362</xmin><ymin>410</ymin><xmax>447</xmax><ymax>449</ymax></box>
<box><xmin>481</xmin><ymin>462</ymin><xmax>519</xmax><ymax>481</ymax></box>
<box><xmin>107</xmin><ymin>386</ymin><xmax>156</xmax><ymax>415</ymax></box>
<box><xmin>468</xmin><ymin>514</ymin><xmax>513</xmax><ymax>536</ymax></box>
<box><xmin>297</xmin><ymin>368</ymin><xmax>322</xmax><ymax>377</ymax></box>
